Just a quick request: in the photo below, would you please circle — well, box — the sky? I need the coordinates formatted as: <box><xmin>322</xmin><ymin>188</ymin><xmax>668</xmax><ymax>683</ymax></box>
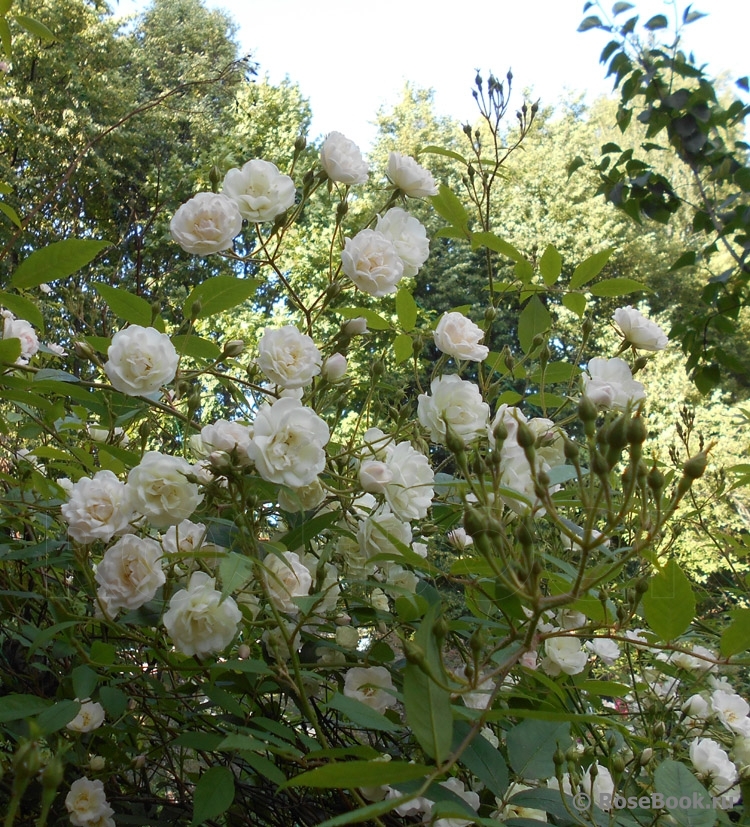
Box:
<box><xmin>112</xmin><ymin>0</ymin><xmax>748</xmax><ymax>151</ymax></box>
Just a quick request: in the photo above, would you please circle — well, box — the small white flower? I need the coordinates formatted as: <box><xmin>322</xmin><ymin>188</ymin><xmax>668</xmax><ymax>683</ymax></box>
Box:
<box><xmin>434</xmin><ymin>311</ymin><xmax>488</xmax><ymax>362</ymax></box>
<box><xmin>320</xmin><ymin>131</ymin><xmax>368</xmax><ymax>184</ymax></box>
<box><xmin>222</xmin><ymin>159</ymin><xmax>295</xmax><ymax>222</ymax></box>
<box><xmin>711</xmin><ymin>690</ymin><xmax>750</xmax><ymax>736</ymax></box>
<box><xmin>447</xmin><ymin>527</ymin><xmax>472</xmax><ymax>550</ymax></box>
<box><xmin>543</xmin><ymin>636</ymin><xmax>588</xmax><ymax>676</ymax></box>
<box><xmin>66</xmin><ymin>700</ymin><xmax>105</xmax><ymax>733</ymax></box>
<box><xmin>65</xmin><ymin>777</ymin><xmax>115</xmax><ymax>827</ymax></box>
<box><xmin>582</xmin><ymin>357</ymin><xmax>646</xmax><ymax>410</ymax></box>
<box><xmin>343</xmin><ymin>666</ymin><xmax>394</xmax><ymax>713</ymax></box>
<box><xmin>104</xmin><ymin>325</ymin><xmax>178</xmax><ymax>397</ymax></box>
<box><xmin>381</xmin><ymin>441</ymin><xmax>434</xmax><ymax>521</ymax></box>
<box><xmin>322</xmin><ymin>352</ymin><xmax>347</xmax><ymax>382</ymax></box>
<box><xmin>170</xmin><ymin>192</ymin><xmax>242</xmax><ymax>255</ymax></box>
<box><xmin>417</xmin><ymin>375</ymin><xmax>489</xmax><ymax>446</ymax></box>
<box><xmin>262</xmin><ymin>551</ymin><xmax>312</xmax><ymax>613</ymax></box>
<box><xmin>200</xmin><ymin>419</ymin><xmax>254</xmax><ymax>467</ymax></box>
<box><xmin>613</xmin><ymin>306</ymin><xmax>668</xmax><ymax>351</ymax></box>
<box><xmin>3</xmin><ymin>313</ymin><xmax>39</xmax><ymax>364</ymax></box>
<box><xmin>585</xmin><ymin>638</ymin><xmax>620</xmax><ymax>665</ymax></box>
<box><xmin>387</xmin><ymin>151</ymin><xmax>438</xmax><ymax>197</ymax></box>
<box><xmin>61</xmin><ymin>470</ymin><xmax>135</xmax><ymax>544</ymax></box>
<box><xmin>127</xmin><ymin>451</ymin><xmax>203</xmax><ymax>529</ymax></box>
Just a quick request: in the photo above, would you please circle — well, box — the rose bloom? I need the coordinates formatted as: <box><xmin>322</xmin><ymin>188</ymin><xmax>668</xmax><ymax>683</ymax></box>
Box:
<box><xmin>169</xmin><ymin>192</ymin><xmax>242</xmax><ymax>255</ymax></box>
<box><xmin>375</xmin><ymin>207</ymin><xmax>429</xmax><ymax>277</ymax></box>
<box><xmin>94</xmin><ymin>533</ymin><xmax>165</xmax><ymax>617</ymax></box>
<box><xmin>418</xmin><ymin>375</ymin><xmax>490</xmax><ymax>446</ymax></box>
<box><xmin>613</xmin><ymin>306</ymin><xmax>668</xmax><ymax>351</ymax></box>
<box><xmin>3</xmin><ymin>312</ymin><xmax>39</xmax><ymax>364</ymax></box>
<box><xmin>222</xmin><ymin>159</ymin><xmax>295</xmax><ymax>222</ymax></box>
<box><xmin>257</xmin><ymin>325</ymin><xmax>322</xmax><ymax>388</ymax></box>
<box><xmin>127</xmin><ymin>451</ymin><xmax>203</xmax><ymax>529</ymax></box>
<box><xmin>320</xmin><ymin>131</ymin><xmax>368</xmax><ymax>184</ymax></box>
<box><xmin>262</xmin><ymin>550</ymin><xmax>313</xmax><ymax>613</ymax></box>
<box><xmin>65</xmin><ymin>777</ymin><xmax>115</xmax><ymax>827</ymax></box>
<box><xmin>322</xmin><ymin>352</ymin><xmax>347</xmax><ymax>382</ymax></box>
<box><xmin>66</xmin><ymin>699</ymin><xmax>105</xmax><ymax>733</ymax></box>
<box><xmin>582</xmin><ymin>357</ymin><xmax>646</xmax><ymax>410</ymax></box>
<box><xmin>104</xmin><ymin>325</ymin><xmax>179</xmax><ymax>397</ymax></box>
<box><xmin>359</xmin><ymin>459</ymin><xmax>393</xmax><ymax>494</ymax></box>
<box><xmin>200</xmin><ymin>419</ymin><xmax>254</xmax><ymax>467</ymax></box>
<box><xmin>543</xmin><ymin>636</ymin><xmax>589</xmax><ymax>676</ymax></box>
<box><xmin>711</xmin><ymin>690</ymin><xmax>750</xmax><ymax>736</ymax></box>
<box><xmin>248</xmin><ymin>397</ymin><xmax>329</xmax><ymax>488</ymax></box>
<box><xmin>163</xmin><ymin>571</ymin><xmax>242</xmax><ymax>658</ymax></box>
<box><xmin>341</xmin><ymin>229</ymin><xmax>404</xmax><ymax>297</ymax></box>
<box><xmin>585</xmin><ymin>637</ymin><xmax>621</xmax><ymax>665</ymax></box>
<box><xmin>277</xmin><ymin>478</ymin><xmax>326</xmax><ymax>513</ymax></box>
<box><xmin>433</xmin><ymin>311</ymin><xmax>488</xmax><ymax>362</ymax></box>
<box><xmin>382</xmin><ymin>440</ymin><xmax>434</xmax><ymax>521</ymax></box>
<box><xmin>387</xmin><ymin>151</ymin><xmax>438</xmax><ymax>197</ymax></box>
<box><xmin>161</xmin><ymin>519</ymin><xmax>209</xmax><ymax>554</ymax></box>
<box><xmin>357</xmin><ymin>509</ymin><xmax>412</xmax><ymax>562</ymax></box>
<box><xmin>61</xmin><ymin>470</ymin><xmax>135</xmax><ymax>544</ymax></box>
<box><xmin>689</xmin><ymin>737</ymin><xmax>740</xmax><ymax>800</ymax></box>
<box><xmin>343</xmin><ymin>666</ymin><xmax>395</xmax><ymax>713</ymax></box>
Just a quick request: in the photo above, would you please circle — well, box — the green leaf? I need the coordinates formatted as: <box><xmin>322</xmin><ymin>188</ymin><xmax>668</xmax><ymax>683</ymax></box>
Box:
<box><xmin>515</xmin><ymin>259</ymin><xmax>534</xmax><ymax>283</ymax></box>
<box><xmin>589</xmin><ymin>277</ymin><xmax>651</xmax><ymax>297</ymax></box>
<box><xmin>518</xmin><ymin>295</ymin><xmax>551</xmax><ymax>353</ymax></box>
<box><xmin>403</xmin><ymin>662</ymin><xmax>452</xmax><ymax>763</ymax></box>
<box><xmin>72</xmin><ymin>665</ymin><xmax>98</xmax><ymax>700</ymax></box>
<box><xmin>562</xmin><ymin>292</ymin><xmax>587</xmax><ymax>318</ymax></box>
<box><xmin>315</xmin><ymin>797</ymin><xmax>408</xmax><ymax>827</ymax></box>
<box><xmin>393</xmin><ymin>332</ymin><xmax>413</xmax><ymax>364</ymax></box>
<box><xmin>612</xmin><ymin>2</ymin><xmax>634</xmax><ymax>15</ymax></box>
<box><xmin>0</xmin><ymin>17</ymin><xmax>11</xmax><ymax>59</ymax></box>
<box><xmin>327</xmin><ymin>693</ymin><xmax>400</xmax><ymax>733</ymax></box>
<box><xmin>0</xmin><ymin>291</ymin><xmax>44</xmax><ymax>331</ymax></box>
<box><xmin>278</xmin><ymin>510</ymin><xmax>338</xmax><ymax>548</ymax></box>
<box><xmin>192</xmin><ymin>766</ymin><xmax>235</xmax><ymax>826</ymax></box>
<box><xmin>471</xmin><ymin>231</ymin><xmax>524</xmax><ymax>263</ymax></box>
<box><xmin>182</xmin><ymin>276</ymin><xmax>260</xmax><ymax>319</ymax></box>
<box><xmin>669</xmin><ymin>251</ymin><xmax>697</xmax><ymax>271</ymax></box>
<box><xmin>395</xmin><ymin>288</ymin><xmax>417</xmax><ymax>332</ymax></box>
<box><xmin>506</xmin><ymin>719</ymin><xmax>571</xmax><ymax>779</ymax></box>
<box><xmin>569</xmin><ymin>248</ymin><xmax>613</xmax><ymax>289</ymax></box>
<box><xmin>720</xmin><ymin>608</ymin><xmax>750</xmax><ymax>657</ymax></box>
<box><xmin>94</xmin><ymin>284</ymin><xmax>153</xmax><ymax>326</ymax></box>
<box><xmin>171</xmin><ymin>334</ymin><xmax>222</xmax><ymax>362</ymax></box>
<box><xmin>654</xmin><ymin>760</ymin><xmax>714</xmax><ymax>827</ymax></box>
<box><xmin>0</xmin><ymin>694</ymin><xmax>51</xmax><ymax>723</ymax></box>
<box><xmin>12</xmin><ymin>239</ymin><xmax>110</xmax><ymax>289</ymax></box>
<box><xmin>539</xmin><ymin>244</ymin><xmax>562</xmax><ymax>286</ymax></box>
<box><xmin>642</xmin><ymin>559</ymin><xmax>695</xmax><ymax>641</ymax></box>
<box><xmin>644</xmin><ymin>14</ymin><xmax>668</xmax><ymax>30</ymax></box>
<box><xmin>453</xmin><ymin>721</ymin><xmax>508</xmax><ymax>796</ymax></box>
<box><xmin>37</xmin><ymin>700</ymin><xmax>80</xmax><ymax>735</ymax></box>
<box><xmin>337</xmin><ymin>307</ymin><xmax>391</xmax><ymax>331</ymax></box>
<box><xmin>578</xmin><ymin>15</ymin><xmax>603</xmax><ymax>31</ymax></box>
<box><xmin>567</xmin><ymin>155</ymin><xmax>585</xmax><ymax>178</ymax></box>
<box><xmin>0</xmin><ymin>201</ymin><xmax>21</xmax><ymax>228</ymax></box>
<box><xmin>419</xmin><ymin>145</ymin><xmax>468</xmax><ymax>165</ymax></box>
<box><xmin>14</xmin><ymin>14</ymin><xmax>54</xmax><ymax>40</ymax></box>
<box><xmin>0</xmin><ymin>0</ymin><xmax>12</xmax><ymax>15</ymax></box>
<box><xmin>430</xmin><ymin>184</ymin><xmax>470</xmax><ymax>236</ymax></box>
<box><xmin>283</xmin><ymin>760</ymin><xmax>430</xmax><ymax>790</ymax></box>
<box><xmin>98</xmin><ymin>686</ymin><xmax>127</xmax><ymax>718</ymax></box>
<box><xmin>0</xmin><ymin>337</ymin><xmax>22</xmax><ymax>364</ymax></box>
<box><xmin>219</xmin><ymin>552</ymin><xmax>254</xmax><ymax>597</ymax></box>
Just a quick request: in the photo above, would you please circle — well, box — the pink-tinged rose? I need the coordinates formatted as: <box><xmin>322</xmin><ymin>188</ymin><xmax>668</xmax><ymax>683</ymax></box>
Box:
<box><xmin>434</xmin><ymin>311</ymin><xmax>488</xmax><ymax>362</ymax></box>
<box><xmin>170</xmin><ymin>192</ymin><xmax>242</xmax><ymax>255</ymax></box>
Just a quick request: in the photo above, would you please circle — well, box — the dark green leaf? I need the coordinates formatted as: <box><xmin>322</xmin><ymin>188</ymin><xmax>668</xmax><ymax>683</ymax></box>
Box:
<box><xmin>219</xmin><ymin>552</ymin><xmax>254</xmax><ymax>597</ymax></box>
<box><xmin>37</xmin><ymin>700</ymin><xmax>80</xmax><ymax>735</ymax></box>
<box><xmin>539</xmin><ymin>245</ymin><xmax>562</xmax><ymax>286</ymax></box>
<box><xmin>578</xmin><ymin>15</ymin><xmax>603</xmax><ymax>31</ymax></box>
<box><xmin>315</xmin><ymin>797</ymin><xmax>408</xmax><ymax>827</ymax></box>
<box><xmin>99</xmin><ymin>686</ymin><xmax>127</xmax><ymax>717</ymax></box>
<box><xmin>683</xmin><ymin>9</ymin><xmax>707</xmax><ymax>24</ymax></box>
<box><xmin>0</xmin><ymin>201</ymin><xmax>21</xmax><ymax>228</ymax></box>
<box><xmin>395</xmin><ymin>288</ymin><xmax>417</xmax><ymax>332</ymax></box>
<box><xmin>403</xmin><ymin>662</ymin><xmax>452</xmax><ymax>763</ymax></box>
<box><xmin>566</xmin><ymin>155</ymin><xmax>585</xmax><ymax>178</ymax></box>
<box><xmin>453</xmin><ymin>722</ymin><xmax>508</xmax><ymax>796</ymax></box>
<box><xmin>612</xmin><ymin>2</ymin><xmax>634</xmax><ymax>15</ymax></box>
<box><xmin>570</xmin><ymin>248</ymin><xmax>613</xmax><ymax>289</ymax></box>
<box><xmin>644</xmin><ymin>14</ymin><xmax>668</xmax><ymax>29</ymax></box>
<box><xmin>654</xmin><ymin>760</ymin><xmax>714</xmax><ymax>827</ymax></box>
<box><xmin>33</xmin><ymin>369</ymin><xmax>79</xmax><ymax>383</ymax></box>
<box><xmin>72</xmin><ymin>665</ymin><xmax>98</xmax><ymax>700</ymax></box>
<box><xmin>0</xmin><ymin>17</ymin><xmax>11</xmax><ymax>58</ymax></box>
<box><xmin>518</xmin><ymin>295</ymin><xmax>551</xmax><ymax>353</ymax></box>
<box><xmin>589</xmin><ymin>278</ymin><xmax>651</xmax><ymax>297</ymax></box>
<box><xmin>0</xmin><ymin>291</ymin><xmax>44</xmax><ymax>331</ymax></box>
<box><xmin>0</xmin><ymin>694</ymin><xmax>51</xmax><ymax>723</ymax></box>
<box><xmin>506</xmin><ymin>719</ymin><xmax>571</xmax><ymax>779</ymax></box>
<box><xmin>642</xmin><ymin>559</ymin><xmax>695</xmax><ymax>641</ymax></box>
<box><xmin>419</xmin><ymin>145</ymin><xmax>468</xmax><ymax>165</ymax></box>
<box><xmin>720</xmin><ymin>608</ymin><xmax>750</xmax><ymax>657</ymax></box>
<box><xmin>192</xmin><ymin>766</ymin><xmax>235</xmax><ymax>826</ymax></box>
<box><xmin>279</xmin><ymin>510</ymin><xmax>338</xmax><ymax>549</ymax></box>
<box><xmin>283</xmin><ymin>760</ymin><xmax>431</xmax><ymax>789</ymax></box>
<box><xmin>12</xmin><ymin>239</ymin><xmax>110</xmax><ymax>289</ymax></box>
<box><xmin>94</xmin><ymin>284</ymin><xmax>153</xmax><ymax>326</ymax></box>
<box><xmin>327</xmin><ymin>693</ymin><xmax>400</xmax><ymax>733</ymax></box>
<box><xmin>669</xmin><ymin>252</ymin><xmax>697</xmax><ymax>271</ymax></box>
<box><xmin>182</xmin><ymin>276</ymin><xmax>260</xmax><ymax>319</ymax></box>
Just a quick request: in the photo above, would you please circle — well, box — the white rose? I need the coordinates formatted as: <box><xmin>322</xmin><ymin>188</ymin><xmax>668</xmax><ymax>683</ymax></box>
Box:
<box><xmin>104</xmin><ymin>325</ymin><xmax>179</xmax><ymax>397</ymax></box>
<box><xmin>375</xmin><ymin>207</ymin><xmax>429</xmax><ymax>277</ymax></box>
<box><xmin>169</xmin><ymin>192</ymin><xmax>242</xmax><ymax>255</ymax></box>
<box><xmin>262</xmin><ymin>550</ymin><xmax>313</xmax><ymax>613</ymax></box>
<box><xmin>3</xmin><ymin>313</ymin><xmax>39</xmax><ymax>363</ymax></box>
<box><xmin>343</xmin><ymin>316</ymin><xmax>368</xmax><ymax>336</ymax></box>
<box><xmin>582</xmin><ymin>357</ymin><xmax>646</xmax><ymax>410</ymax></box>
<box><xmin>248</xmin><ymin>397</ymin><xmax>329</xmax><ymax>488</ymax></box>
<box><xmin>357</xmin><ymin>509</ymin><xmax>412</xmax><ymax>562</ymax></box>
<box><xmin>127</xmin><ymin>451</ymin><xmax>203</xmax><ymax>529</ymax></box>
<box><xmin>66</xmin><ymin>699</ymin><xmax>105</xmax><ymax>733</ymax></box>
<box><xmin>489</xmin><ymin>403</ymin><xmax>526</xmax><ymax>447</ymax></box>
<box><xmin>61</xmin><ymin>470</ymin><xmax>135</xmax><ymax>544</ymax></box>
<box><xmin>683</xmin><ymin>693</ymin><xmax>711</xmax><ymax>721</ymax></box>
<box><xmin>320</xmin><ymin>131</ymin><xmax>368</xmax><ymax>184</ymax></box>
<box><xmin>65</xmin><ymin>777</ymin><xmax>115</xmax><ymax>827</ymax></box>
<box><xmin>585</xmin><ymin>638</ymin><xmax>621</xmax><ymax>665</ymax></box>
<box><xmin>161</xmin><ymin>519</ymin><xmax>209</xmax><ymax>554</ymax></box>
<box><xmin>382</xmin><ymin>441</ymin><xmax>434</xmax><ymax>521</ymax></box>
<box><xmin>418</xmin><ymin>375</ymin><xmax>490</xmax><ymax>446</ymax></box>
<box><xmin>543</xmin><ymin>636</ymin><xmax>588</xmax><ymax>676</ymax></box>
<box><xmin>95</xmin><ymin>534</ymin><xmax>165</xmax><ymax>617</ymax></box>
<box><xmin>343</xmin><ymin>665</ymin><xmax>395</xmax><ymax>713</ymax></box>
<box><xmin>527</xmin><ymin>417</ymin><xmax>566</xmax><ymax>468</ymax></box>
<box><xmin>447</xmin><ymin>527</ymin><xmax>473</xmax><ymax>550</ymax></box>
<box><xmin>361</xmin><ymin>427</ymin><xmax>392</xmax><ymax>460</ymax></box>
<box><xmin>163</xmin><ymin>571</ymin><xmax>242</xmax><ymax>658</ymax></box>
<box><xmin>613</xmin><ymin>306</ymin><xmax>668</xmax><ymax>351</ymax></box>
<box><xmin>383</xmin><ymin>563</ymin><xmax>418</xmax><ymax>594</ymax></box>
<box><xmin>222</xmin><ymin>159</ymin><xmax>295</xmax><ymax>223</ymax></box>
<box><xmin>387</xmin><ymin>151</ymin><xmax>438</xmax><ymax>197</ymax></box>
<box><xmin>257</xmin><ymin>325</ymin><xmax>322</xmax><ymax>388</ymax></box>
<box><xmin>322</xmin><ymin>352</ymin><xmax>347</xmax><ymax>382</ymax></box>
<box><xmin>711</xmin><ymin>690</ymin><xmax>750</xmax><ymax>736</ymax></box>
<box><xmin>433</xmin><ymin>311</ymin><xmax>488</xmax><ymax>362</ymax></box>
<box><xmin>341</xmin><ymin>229</ymin><xmax>404</xmax><ymax>297</ymax></box>
<box><xmin>278</xmin><ymin>479</ymin><xmax>326</xmax><ymax>513</ymax></box>
<box><xmin>200</xmin><ymin>419</ymin><xmax>254</xmax><ymax>467</ymax></box>
<box><xmin>359</xmin><ymin>459</ymin><xmax>393</xmax><ymax>494</ymax></box>
<box><xmin>690</xmin><ymin>738</ymin><xmax>738</xmax><ymax>797</ymax></box>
